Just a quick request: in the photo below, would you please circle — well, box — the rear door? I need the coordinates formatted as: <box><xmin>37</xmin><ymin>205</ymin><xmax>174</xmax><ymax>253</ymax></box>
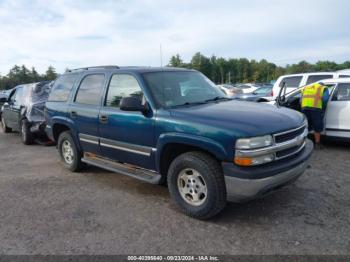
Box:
<box><xmin>69</xmin><ymin>73</ymin><xmax>106</xmax><ymax>155</ymax></box>
<box><xmin>325</xmin><ymin>83</ymin><xmax>350</xmax><ymax>138</ymax></box>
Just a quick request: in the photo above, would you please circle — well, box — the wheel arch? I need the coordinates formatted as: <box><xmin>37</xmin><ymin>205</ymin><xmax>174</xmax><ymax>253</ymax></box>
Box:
<box><xmin>156</xmin><ymin>133</ymin><xmax>227</xmax><ymax>178</ymax></box>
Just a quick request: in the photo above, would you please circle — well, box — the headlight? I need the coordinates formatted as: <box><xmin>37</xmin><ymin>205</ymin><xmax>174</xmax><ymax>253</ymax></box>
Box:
<box><xmin>234</xmin><ymin>135</ymin><xmax>274</xmax><ymax>166</ymax></box>
<box><xmin>235</xmin><ymin>135</ymin><xmax>273</xmax><ymax>149</ymax></box>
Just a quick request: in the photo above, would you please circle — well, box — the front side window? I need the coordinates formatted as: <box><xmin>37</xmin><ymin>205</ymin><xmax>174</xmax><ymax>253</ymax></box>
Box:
<box><xmin>75</xmin><ymin>74</ymin><xmax>105</xmax><ymax>105</ymax></box>
<box><xmin>13</xmin><ymin>87</ymin><xmax>24</xmax><ymax>106</ymax></box>
<box><xmin>105</xmin><ymin>74</ymin><xmax>143</xmax><ymax>108</ymax></box>
<box><xmin>279</xmin><ymin>76</ymin><xmax>303</xmax><ymax>88</ymax></box>
<box><xmin>48</xmin><ymin>74</ymin><xmax>78</xmax><ymax>102</ymax></box>
<box><xmin>332</xmin><ymin>83</ymin><xmax>350</xmax><ymax>101</ymax></box>
<box><xmin>306</xmin><ymin>75</ymin><xmax>333</xmax><ymax>85</ymax></box>
<box><xmin>143</xmin><ymin>71</ymin><xmax>225</xmax><ymax>108</ymax></box>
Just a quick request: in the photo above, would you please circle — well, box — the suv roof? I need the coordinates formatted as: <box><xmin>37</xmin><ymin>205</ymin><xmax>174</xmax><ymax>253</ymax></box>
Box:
<box><xmin>66</xmin><ymin>65</ymin><xmax>194</xmax><ymax>74</ymax></box>
<box><xmin>278</xmin><ymin>71</ymin><xmax>348</xmax><ymax>78</ymax></box>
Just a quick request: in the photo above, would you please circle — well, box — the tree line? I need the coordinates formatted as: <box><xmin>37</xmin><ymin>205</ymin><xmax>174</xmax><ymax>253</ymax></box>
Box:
<box><xmin>1</xmin><ymin>56</ymin><xmax>349</xmax><ymax>90</ymax></box>
<box><xmin>168</xmin><ymin>53</ymin><xmax>350</xmax><ymax>84</ymax></box>
<box><xmin>0</xmin><ymin>65</ymin><xmax>58</xmax><ymax>90</ymax></box>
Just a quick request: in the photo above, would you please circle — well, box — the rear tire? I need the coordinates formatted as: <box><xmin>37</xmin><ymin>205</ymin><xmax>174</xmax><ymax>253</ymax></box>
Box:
<box><xmin>167</xmin><ymin>151</ymin><xmax>227</xmax><ymax>219</ymax></box>
<box><xmin>58</xmin><ymin>131</ymin><xmax>85</xmax><ymax>172</ymax></box>
<box><xmin>1</xmin><ymin>116</ymin><xmax>12</xmax><ymax>133</ymax></box>
<box><xmin>20</xmin><ymin>119</ymin><xmax>34</xmax><ymax>145</ymax></box>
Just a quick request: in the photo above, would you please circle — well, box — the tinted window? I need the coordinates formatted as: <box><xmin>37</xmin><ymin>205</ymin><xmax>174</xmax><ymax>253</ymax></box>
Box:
<box><xmin>339</xmin><ymin>75</ymin><xmax>350</xmax><ymax>78</ymax></box>
<box><xmin>306</xmin><ymin>75</ymin><xmax>333</xmax><ymax>85</ymax></box>
<box><xmin>332</xmin><ymin>83</ymin><xmax>350</xmax><ymax>101</ymax></box>
<box><xmin>48</xmin><ymin>74</ymin><xmax>78</xmax><ymax>102</ymax></box>
<box><xmin>105</xmin><ymin>74</ymin><xmax>143</xmax><ymax>108</ymax></box>
<box><xmin>75</xmin><ymin>74</ymin><xmax>105</xmax><ymax>105</ymax></box>
<box><xmin>279</xmin><ymin>76</ymin><xmax>303</xmax><ymax>88</ymax></box>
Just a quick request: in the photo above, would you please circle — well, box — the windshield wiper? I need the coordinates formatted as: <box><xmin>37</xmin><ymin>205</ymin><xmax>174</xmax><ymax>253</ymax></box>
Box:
<box><xmin>204</xmin><ymin>96</ymin><xmax>231</xmax><ymax>103</ymax></box>
<box><xmin>173</xmin><ymin>101</ymin><xmax>207</xmax><ymax>107</ymax></box>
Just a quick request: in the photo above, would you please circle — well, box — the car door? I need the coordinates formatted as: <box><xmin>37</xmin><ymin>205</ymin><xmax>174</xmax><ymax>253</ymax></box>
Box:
<box><xmin>98</xmin><ymin>73</ymin><xmax>155</xmax><ymax>170</ymax></box>
<box><xmin>4</xmin><ymin>87</ymin><xmax>23</xmax><ymax>130</ymax></box>
<box><xmin>68</xmin><ymin>73</ymin><xmax>106</xmax><ymax>155</ymax></box>
<box><xmin>325</xmin><ymin>83</ymin><xmax>350</xmax><ymax>138</ymax></box>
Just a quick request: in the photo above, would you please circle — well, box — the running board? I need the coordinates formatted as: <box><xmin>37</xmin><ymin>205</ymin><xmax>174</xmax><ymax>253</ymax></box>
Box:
<box><xmin>82</xmin><ymin>153</ymin><xmax>162</xmax><ymax>184</ymax></box>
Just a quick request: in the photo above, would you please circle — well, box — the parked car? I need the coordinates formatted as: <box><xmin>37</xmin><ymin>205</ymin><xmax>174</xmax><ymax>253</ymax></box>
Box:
<box><xmin>276</xmin><ymin>78</ymin><xmax>350</xmax><ymax>139</ymax></box>
<box><xmin>45</xmin><ymin>66</ymin><xmax>313</xmax><ymax>219</ymax></box>
<box><xmin>1</xmin><ymin>81</ymin><xmax>51</xmax><ymax>144</ymax></box>
<box><xmin>272</xmin><ymin>72</ymin><xmax>350</xmax><ymax>98</ymax></box>
<box><xmin>232</xmin><ymin>85</ymin><xmax>273</xmax><ymax>102</ymax></box>
<box><xmin>234</xmin><ymin>83</ymin><xmax>260</xmax><ymax>94</ymax></box>
<box><xmin>217</xmin><ymin>84</ymin><xmax>243</xmax><ymax>96</ymax></box>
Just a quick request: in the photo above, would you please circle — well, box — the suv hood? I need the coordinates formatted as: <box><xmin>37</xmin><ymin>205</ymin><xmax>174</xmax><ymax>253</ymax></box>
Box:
<box><xmin>170</xmin><ymin>100</ymin><xmax>305</xmax><ymax>138</ymax></box>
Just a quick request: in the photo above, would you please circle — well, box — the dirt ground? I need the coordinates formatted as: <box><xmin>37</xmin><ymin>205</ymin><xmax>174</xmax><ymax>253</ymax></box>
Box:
<box><xmin>0</xmin><ymin>132</ymin><xmax>349</xmax><ymax>255</ymax></box>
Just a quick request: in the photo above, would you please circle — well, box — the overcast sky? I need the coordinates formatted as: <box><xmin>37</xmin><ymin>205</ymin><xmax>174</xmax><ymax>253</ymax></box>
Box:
<box><xmin>0</xmin><ymin>0</ymin><xmax>349</xmax><ymax>74</ymax></box>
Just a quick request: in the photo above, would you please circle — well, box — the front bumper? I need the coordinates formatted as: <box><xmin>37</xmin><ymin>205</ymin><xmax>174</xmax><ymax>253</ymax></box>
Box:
<box><xmin>223</xmin><ymin>139</ymin><xmax>313</xmax><ymax>202</ymax></box>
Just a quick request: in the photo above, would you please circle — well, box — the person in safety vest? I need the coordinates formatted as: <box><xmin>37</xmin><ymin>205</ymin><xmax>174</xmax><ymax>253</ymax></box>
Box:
<box><xmin>301</xmin><ymin>82</ymin><xmax>329</xmax><ymax>148</ymax></box>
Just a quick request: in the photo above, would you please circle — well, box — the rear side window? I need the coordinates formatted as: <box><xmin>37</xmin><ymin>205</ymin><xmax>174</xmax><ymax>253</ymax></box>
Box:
<box><xmin>105</xmin><ymin>74</ymin><xmax>143</xmax><ymax>108</ymax></box>
<box><xmin>48</xmin><ymin>74</ymin><xmax>78</xmax><ymax>102</ymax></box>
<box><xmin>332</xmin><ymin>83</ymin><xmax>350</xmax><ymax>101</ymax></box>
<box><xmin>339</xmin><ymin>75</ymin><xmax>350</xmax><ymax>78</ymax></box>
<box><xmin>279</xmin><ymin>76</ymin><xmax>302</xmax><ymax>88</ymax></box>
<box><xmin>306</xmin><ymin>75</ymin><xmax>333</xmax><ymax>85</ymax></box>
<box><xmin>75</xmin><ymin>74</ymin><xmax>105</xmax><ymax>105</ymax></box>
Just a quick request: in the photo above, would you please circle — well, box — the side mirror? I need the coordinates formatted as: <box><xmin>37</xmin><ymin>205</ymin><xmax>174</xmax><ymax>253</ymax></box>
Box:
<box><xmin>3</xmin><ymin>102</ymin><xmax>9</xmax><ymax>108</ymax></box>
<box><xmin>120</xmin><ymin>97</ymin><xmax>147</xmax><ymax>112</ymax></box>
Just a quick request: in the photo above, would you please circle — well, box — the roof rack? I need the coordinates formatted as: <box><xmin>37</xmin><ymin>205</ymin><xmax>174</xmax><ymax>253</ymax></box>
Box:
<box><xmin>68</xmin><ymin>65</ymin><xmax>119</xmax><ymax>72</ymax></box>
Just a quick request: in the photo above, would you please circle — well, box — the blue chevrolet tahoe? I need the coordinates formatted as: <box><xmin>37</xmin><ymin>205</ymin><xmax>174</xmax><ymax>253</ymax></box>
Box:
<box><xmin>45</xmin><ymin>66</ymin><xmax>313</xmax><ymax>219</ymax></box>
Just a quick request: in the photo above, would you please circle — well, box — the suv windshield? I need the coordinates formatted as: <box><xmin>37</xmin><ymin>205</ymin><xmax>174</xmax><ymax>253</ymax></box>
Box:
<box><xmin>143</xmin><ymin>71</ymin><xmax>226</xmax><ymax>108</ymax></box>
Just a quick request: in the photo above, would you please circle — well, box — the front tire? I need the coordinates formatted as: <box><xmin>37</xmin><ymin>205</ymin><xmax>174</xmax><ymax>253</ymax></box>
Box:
<box><xmin>58</xmin><ymin>131</ymin><xmax>84</xmax><ymax>172</ymax></box>
<box><xmin>1</xmin><ymin>116</ymin><xmax>12</xmax><ymax>133</ymax></box>
<box><xmin>20</xmin><ymin>119</ymin><xmax>34</xmax><ymax>145</ymax></box>
<box><xmin>167</xmin><ymin>151</ymin><xmax>227</xmax><ymax>219</ymax></box>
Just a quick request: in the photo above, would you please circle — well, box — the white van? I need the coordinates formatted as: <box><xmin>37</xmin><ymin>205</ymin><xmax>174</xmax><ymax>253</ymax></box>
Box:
<box><xmin>272</xmin><ymin>72</ymin><xmax>350</xmax><ymax>98</ymax></box>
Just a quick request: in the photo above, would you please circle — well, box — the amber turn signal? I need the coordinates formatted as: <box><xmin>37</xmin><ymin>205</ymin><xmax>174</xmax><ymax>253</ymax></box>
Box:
<box><xmin>234</xmin><ymin>157</ymin><xmax>253</xmax><ymax>166</ymax></box>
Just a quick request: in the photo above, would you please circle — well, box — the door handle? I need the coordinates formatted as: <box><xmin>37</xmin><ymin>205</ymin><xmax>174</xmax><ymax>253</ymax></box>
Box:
<box><xmin>70</xmin><ymin>111</ymin><xmax>78</xmax><ymax>118</ymax></box>
<box><xmin>99</xmin><ymin>115</ymin><xmax>108</xmax><ymax>124</ymax></box>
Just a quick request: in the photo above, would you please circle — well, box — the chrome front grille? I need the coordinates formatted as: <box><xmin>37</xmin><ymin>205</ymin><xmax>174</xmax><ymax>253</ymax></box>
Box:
<box><xmin>273</xmin><ymin>123</ymin><xmax>308</xmax><ymax>160</ymax></box>
<box><xmin>273</xmin><ymin>124</ymin><xmax>306</xmax><ymax>144</ymax></box>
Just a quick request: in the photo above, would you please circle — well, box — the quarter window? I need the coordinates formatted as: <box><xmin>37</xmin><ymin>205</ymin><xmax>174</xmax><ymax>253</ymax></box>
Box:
<box><xmin>332</xmin><ymin>83</ymin><xmax>350</xmax><ymax>101</ymax></box>
<box><xmin>75</xmin><ymin>74</ymin><xmax>105</xmax><ymax>105</ymax></box>
<box><xmin>105</xmin><ymin>74</ymin><xmax>143</xmax><ymax>108</ymax></box>
<box><xmin>48</xmin><ymin>74</ymin><xmax>78</xmax><ymax>102</ymax></box>
<box><xmin>306</xmin><ymin>75</ymin><xmax>333</xmax><ymax>85</ymax></box>
<box><xmin>279</xmin><ymin>76</ymin><xmax>302</xmax><ymax>88</ymax></box>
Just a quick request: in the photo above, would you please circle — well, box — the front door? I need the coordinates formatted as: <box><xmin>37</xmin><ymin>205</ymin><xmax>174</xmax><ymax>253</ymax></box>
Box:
<box><xmin>325</xmin><ymin>83</ymin><xmax>350</xmax><ymax>138</ymax></box>
<box><xmin>98</xmin><ymin>73</ymin><xmax>155</xmax><ymax>170</ymax></box>
<box><xmin>69</xmin><ymin>73</ymin><xmax>106</xmax><ymax>155</ymax></box>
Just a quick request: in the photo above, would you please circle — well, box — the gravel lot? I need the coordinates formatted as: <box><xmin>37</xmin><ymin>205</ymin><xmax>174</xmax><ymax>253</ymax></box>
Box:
<box><xmin>0</xmin><ymin>131</ymin><xmax>349</xmax><ymax>255</ymax></box>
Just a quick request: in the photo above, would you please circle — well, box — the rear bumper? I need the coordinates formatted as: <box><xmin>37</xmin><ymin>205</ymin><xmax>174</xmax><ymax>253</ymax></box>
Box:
<box><xmin>223</xmin><ymin>139</ymin><xmax>313</xmax><ymax>202</ymax></box>
<box><xmin>29</xmin><ymin>121</ymin><xmax>47</xmax><ymax>135</ymax></box>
